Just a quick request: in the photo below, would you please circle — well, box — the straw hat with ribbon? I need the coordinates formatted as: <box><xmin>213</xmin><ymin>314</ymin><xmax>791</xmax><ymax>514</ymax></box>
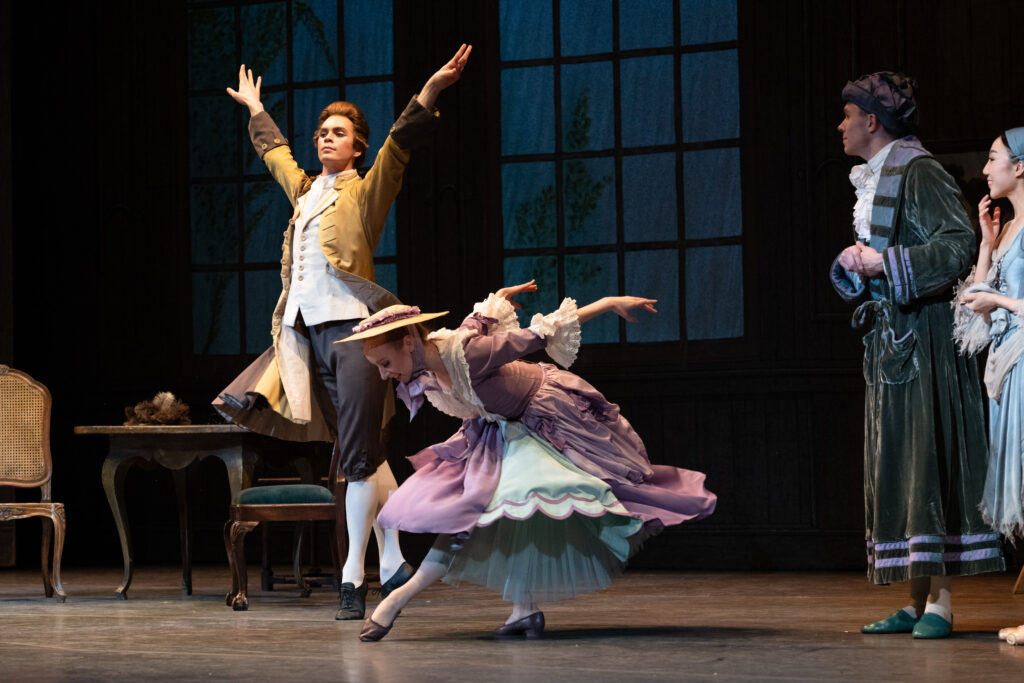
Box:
<box><xmin>336</xmin><ymin>304</ymin><xmax>449</xmax><ymax>344</ymax></box>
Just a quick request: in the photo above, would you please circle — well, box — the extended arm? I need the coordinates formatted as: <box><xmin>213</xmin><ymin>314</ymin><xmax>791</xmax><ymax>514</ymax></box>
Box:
<box><xmin>227</xmin><ymin>64</ymin><xmax>307</xmax><ymax>205</ymax></box>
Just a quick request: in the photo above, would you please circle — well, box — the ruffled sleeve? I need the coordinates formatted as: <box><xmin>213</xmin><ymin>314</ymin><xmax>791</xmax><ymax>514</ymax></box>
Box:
<box><xmin>468</xmin><ymin>293</ymin><xmax>521</xmax><ymax>335</ymax></box>
<box><xmin>528</xmin><ymin>297</ymin><xmax>581</xmax><ymax>369</ymax></box>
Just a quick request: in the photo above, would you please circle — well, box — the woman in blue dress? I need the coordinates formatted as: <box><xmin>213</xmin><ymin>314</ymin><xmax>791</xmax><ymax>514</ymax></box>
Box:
<box><xmin>956</xmin><ymin>127</ymin><xmax>1024</xmax><ymax>645</ymax></box>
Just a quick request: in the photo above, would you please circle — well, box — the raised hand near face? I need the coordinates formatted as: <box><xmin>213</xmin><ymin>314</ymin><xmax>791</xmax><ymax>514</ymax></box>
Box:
<box><xmin>979</xmin><ymin>194</ymin><xmax>1001</xmax><ymax>250</ymax></box>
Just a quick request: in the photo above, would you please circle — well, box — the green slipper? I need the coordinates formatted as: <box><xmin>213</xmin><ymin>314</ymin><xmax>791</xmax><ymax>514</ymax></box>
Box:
<box><xmin>861</xmin><ymin>609</ymin><xmax>919</xmax><ymax>634</ymax></box>
<box><xmin>912</xmin><ymin>613</ymin><xmax>953</xmax><ymax>639</ymax></box>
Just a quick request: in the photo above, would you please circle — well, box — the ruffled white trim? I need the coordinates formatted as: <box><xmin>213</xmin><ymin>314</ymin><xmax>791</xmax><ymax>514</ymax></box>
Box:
<box><xmin>528</xmin><ymin>297</ymin><xmax>581</xmax><ymax>369</ymax></box>
<box><xmin>472</xmin><ymin>293</ymin><xmax>520</xmax><ymax>335</ymax></box>
<box><xmin>425</xmin><ymin>328</ymin><xmax>504</xmax><ymax>422</ymax></box>
<box><xmin>951</xmin><ymin>267</ymin><xmax>994</xmax><ymax>356</ymax></box>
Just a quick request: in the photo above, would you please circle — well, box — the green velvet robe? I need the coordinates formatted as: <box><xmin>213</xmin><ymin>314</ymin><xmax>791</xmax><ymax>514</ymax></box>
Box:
<box><xmin>831</xmin><ymin>142</ymin><xmax>1004</xmax><ymax>584</ymax></box>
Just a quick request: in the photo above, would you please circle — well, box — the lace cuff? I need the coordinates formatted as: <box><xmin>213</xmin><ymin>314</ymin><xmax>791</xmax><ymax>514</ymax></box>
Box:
<box><xmin>528</xmin><ymin>297</ymin><xmax>581</xmax><ymax>369</ymax></box>
<box><xmin>472</xmin><ymin>293</ymin><xmax>520</xmax><ymax>336</ymax></box>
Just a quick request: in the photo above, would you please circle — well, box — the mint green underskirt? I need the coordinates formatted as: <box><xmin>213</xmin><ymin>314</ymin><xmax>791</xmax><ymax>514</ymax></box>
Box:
<box><xmin>436</xmin><ymin>421</ymin><xmax>642</xmax><ymax>603</ymax></box>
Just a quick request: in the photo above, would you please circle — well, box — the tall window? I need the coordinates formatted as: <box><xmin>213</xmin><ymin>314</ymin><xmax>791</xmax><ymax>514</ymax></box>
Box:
<box><xmin>499</xmin><ymin>0</ymin><xmax>741</xmax><ymax>343</ymax></box>
<box><xmin>187</xmin><ymin>0</ymin><xmax>396</xmax><ymax>355</ymax></box>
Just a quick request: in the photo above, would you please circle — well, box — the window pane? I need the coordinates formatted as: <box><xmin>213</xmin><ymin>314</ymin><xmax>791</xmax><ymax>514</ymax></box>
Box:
<box><xmin>681</xmin><ymin>49</ymin><xmax>739</xmax><ymax>142</ymax></box>
<box><xmin>503</xmin><ymin>162</ymin><xmax>556</xmax><ymax>249</ymax></box>
<box><xmin>502</xmin><ymin>67</ymin><xmax>555</xmax><ymax>155</ymax></box>
<box><xmin>561</xmin><ymin>62</ymin><xmax>614</xmax><ymax>152</ymax></box>
<box><xmin>374</xmin><ymin>262</ymin><xmax>398</xmax><ymax>298</ymax></box>
<box><xmin>680</xmin><ymin>0</ymin><xmax>737</xmax><ymax>45</ymax></box>
<box><xmin>684</xmin><ymin>147</ymin><xmax>741</xmax><ymax>239</ymax></box>
<box><xmin>560</xmin><ymin>0</ymin><xmax>611</xmax><ymax>56</ymax></box>
<box><xmin>193</xmin><ymin>272</ymin><xmax>239</xmax><ymax>354</ymax></box>
<box><xmin>190</xmin><ymin>97</ymin><xmax>237</xmax><ymax>178</ymax></box>
<box><xmin>564</xmin><ymin>157</ymin><xmax>615</xmax><ymax>246</ymax></box>
<box><xmin>500</xmin><ymin>0</ymin><xmax>553</xmax><ymax>61</ymax></box>
<box><xmin>191</xmin><ymin>184</ymin><xmax>239</xmax><ymax>265</ymax></box>
<box><xmin>620</xmin><ymin>55</ymin><xmax>674</xmax><ymax>148</ymax></box>
<box><xmin>241</xmin><ymin>3</ymin><xmax>287</xmax><ymax>86</ymax></box>
<box><xmin>344</xmin><ymin>0</ymin><xmax>393</xmax><ymax>77</ymax></box>
<box><xmin>188</xmin><ymin>7</ymin><xmax>235</xmax><ymax>91</ymax></box>
<box><xmin>504</xmin><ymin>256</ymin><xmax>557</xmax><ymax>328</ymax></box>
<box><xmin>686</xmin><ymin>245</ymin><xmax>743</xmax><ymax>339</ymax></box>
<box><xmin>245</xmin><ymin>270</ymin><xmax>279</xmax><ymax>353</ymax></box>
<box><xmin>345</xmin><ymin>81</ymin><xmax>395</xmax><ymax>169</ymax></box>
<box><xmin>566</xmin><ymin>253</ymin><xmax>618</xmax><ymax>343</ymax></box>
<box><xmin>625</xmin><ymin>250</ymin><xmax>679</xmax><ymax>342</ymax></box>
<box><xmin>293</xmin><ymin>0</ymin><xmax>339</xmax><ymax>82</ymax></box>
<box><xmin>623</xmin><ymin>153</ymin><xmax>677</xmax><ymax>243</ymax></box>
<box><xmin>294</xmin><ymin>86</ymin><xmax>340</xmax><ymax>171</ymax></box>
<box><xmin>244</xmin><ymin>181</ymin><xmax>290</xmax><ymax>263</ymax></box>
<box><xmin>620</xmin><ymin>0</ymin><xmax>673</xmax><ymax>50</ymax></box>
<box><xmin>244</xmin><ymin>92</ymin><xmax>288</xmax><ymax>175</ymax></box>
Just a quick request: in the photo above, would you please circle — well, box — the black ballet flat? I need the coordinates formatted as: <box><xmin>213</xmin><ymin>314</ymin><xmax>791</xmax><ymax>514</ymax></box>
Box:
<box><xmin>359</xmin><ymin>615</ymin><xmax>394</xmax><ymax>642</ymax></box>
<box><xmin>494</xmin><ymin>611</ymin><xmax>545</xmax><ymax>639</ymax></box>
<box><xmin>380</xmin><ymin>562</ymin><xmax>415</xmax><ymax>599</ymax></box>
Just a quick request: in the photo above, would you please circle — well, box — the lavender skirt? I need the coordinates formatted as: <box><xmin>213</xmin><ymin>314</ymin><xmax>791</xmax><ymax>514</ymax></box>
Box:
<box><xmin>378</xmin><ymin>364</ymin><xmax>716</xmax><ymax>536</ymax></box>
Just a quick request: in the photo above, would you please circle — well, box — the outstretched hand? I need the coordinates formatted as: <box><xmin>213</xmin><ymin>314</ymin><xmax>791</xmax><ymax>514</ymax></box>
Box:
<box><xmin>606</xmin><ymin>296</ymin><xmax>658</xmax><ymax>322</ymax></box>
<box><xmin>418</xmin><ymin>44</ymin><xmax>472</xmax><ymax>109</ymax></box>
<box><xmin>496</xmin><ymin>280</ymin><xmax>538</xmax><ymax>310</ymax></box>
<box><xmin>226</xmin><ymin>64</ymin><xmax>264</xmax><ymax>116</ymax></box>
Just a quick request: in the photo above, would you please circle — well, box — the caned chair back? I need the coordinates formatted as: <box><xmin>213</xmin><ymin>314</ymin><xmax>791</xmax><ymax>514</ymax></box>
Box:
<box><xmin>0</xmin><ymin>365</ymin><xmax>52</xmax><ymax>488</ymax></box>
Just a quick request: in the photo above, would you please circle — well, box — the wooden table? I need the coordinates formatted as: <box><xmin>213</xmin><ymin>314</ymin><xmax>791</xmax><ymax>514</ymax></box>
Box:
<box><xmin>74</xmin><ymin>425</ymin><xmax>277</xmax><ymax>599</ymax></box>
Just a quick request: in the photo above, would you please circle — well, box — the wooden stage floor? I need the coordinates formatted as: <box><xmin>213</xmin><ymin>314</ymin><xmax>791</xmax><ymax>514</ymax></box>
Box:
<box><xmin>1</xmin><ymin>566</ymin><xmax>1022</xmax><ymax>681</ymax></box>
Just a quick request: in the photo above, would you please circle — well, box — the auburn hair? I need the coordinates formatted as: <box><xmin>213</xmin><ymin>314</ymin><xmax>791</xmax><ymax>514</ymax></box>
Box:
<box><xmin>312</xmin><ymin>101</ymin><xmax>369</xmax><ymax>158</ymax></box>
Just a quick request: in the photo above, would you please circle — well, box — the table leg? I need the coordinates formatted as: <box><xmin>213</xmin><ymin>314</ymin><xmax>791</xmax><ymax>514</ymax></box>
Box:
<box><xmin>211</xmin><ymin>446</ymin><xmax>252</xmax><ymax>504</ymax></box>
<box><xmin>171</xmin><ymin>467</ymin><xmax>193</xmax><ymax>596</ymax></box>
<box><xmin>101</xmin><ymin>450</ymin><xmax>136</xmax><ymax>599</ymax></box>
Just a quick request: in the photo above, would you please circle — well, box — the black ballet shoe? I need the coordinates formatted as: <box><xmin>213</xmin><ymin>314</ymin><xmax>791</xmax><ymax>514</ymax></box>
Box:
<box><xmin>359</xmin><ymin>615</ymin><xmax>394</xmax><ymax>642</ymax></box>
<box><xmin>335</xmin><ymin>581</ymin><xmax>367</xmax><ymax>620</ymax></box>
<box><xmin>494</xmin><ymin>611</ymin><xmax>545</xmax><ymax>639</ymax></box>
<box><xmin>380</xmin><ymin>562</ymin><xmax>415</xmax><ymax>599</ymax></box>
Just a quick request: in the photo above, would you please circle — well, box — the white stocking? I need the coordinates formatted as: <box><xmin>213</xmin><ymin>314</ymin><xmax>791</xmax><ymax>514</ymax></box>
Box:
<box><xmin>371</xmin><ymin>461</ymin><xmax>405</xmax><ymax>583</ymax></box>
<box><xmin>370</xmin><ymin>560</ymin><xmax>446</xmax><ymax>627</ymax></box>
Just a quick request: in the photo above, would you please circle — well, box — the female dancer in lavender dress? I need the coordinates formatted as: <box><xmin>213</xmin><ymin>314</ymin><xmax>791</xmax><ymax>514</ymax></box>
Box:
<box><xmin>341</xmin><ymin>282</ymin><xmax>717</xmax><ymax>641</ymax></box>
<box><xmin>957</xmin><ymin>127</ymin><xmax>1024</xmax><ymax>645</ymax></box>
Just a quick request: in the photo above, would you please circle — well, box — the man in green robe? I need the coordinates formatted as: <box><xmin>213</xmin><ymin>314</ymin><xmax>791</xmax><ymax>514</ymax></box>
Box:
<box><xmin>830</xmin><ymin>72</ymin><xmax>1004</xmax><ymax>639</ymax></box>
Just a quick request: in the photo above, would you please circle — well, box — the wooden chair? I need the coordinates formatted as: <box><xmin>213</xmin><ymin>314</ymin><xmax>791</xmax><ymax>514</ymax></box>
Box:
<box><xmin>0</xmin><ymin>365</ymin><xmax>66</xmax><ymax>601</ymax></box>
<box><xmin>224</xmin><ymin>447</ymin><xmax>347</xmax><ymax>610</ymax></box>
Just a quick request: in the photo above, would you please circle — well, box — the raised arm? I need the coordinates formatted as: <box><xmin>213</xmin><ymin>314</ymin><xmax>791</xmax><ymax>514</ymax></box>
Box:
<box><xmin>226</xmin><ymin>64</ymin><xmax>264</xmax><ymax>116</ymax></box>
<box><xmin>577</xmin><ymin>296</ymin><xmax>658</xmax><ymax>324</ymax></box>
<box><xmin>417</xmin><ymin>44</ymin><xmax>472</xmax><ymax>110</ymax></box>
<box><xmin>227</xmin><ymin>65</ymin><xmax>307</xmax><ymax>205</ymax></box>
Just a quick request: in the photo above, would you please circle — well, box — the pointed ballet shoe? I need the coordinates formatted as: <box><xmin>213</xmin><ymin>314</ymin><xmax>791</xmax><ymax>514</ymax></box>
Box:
<box><xmin>912</xmin><ymin>613</ymin><xmax>953</xmax><ymax>639</ymax></box>
<box><xmin>1000</xmin><ymin>625</ymin><xmax>1024</xmax><ymax>645</ymax></box>
<box><xmin>494</xmin><ymin>611</ymin><xmax>545</xmax><ymax>639</ymax></box>
<box><xmin>359</xmin><ymin>615</ymin><xmax>393</xmax><ymax>642</ymax></box>
<box><xmin>335</xmin><ymin>581</ymin><xmax>367</xmax><ymax>620</ymax></box>
<box><xmin>861</xmin><ymin>609</ymin><xmax>919</xmax><ymax>634</ymax></box>
<box><xmin>380</xmin><ymin>562</ymin><xmax>415</xmax><ymax>599</ymax></box>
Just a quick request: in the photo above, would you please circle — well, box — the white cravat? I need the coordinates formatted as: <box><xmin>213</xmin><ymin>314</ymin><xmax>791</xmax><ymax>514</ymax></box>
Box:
<box><xmin>282</xmin><ymin>170</ymin><xmax>370</xmax><ymax>327</ymax></box>
<box><xmin>849</xmin><ymin>140</ymin><xmax>896</xmax><ymax>243</ymax></box>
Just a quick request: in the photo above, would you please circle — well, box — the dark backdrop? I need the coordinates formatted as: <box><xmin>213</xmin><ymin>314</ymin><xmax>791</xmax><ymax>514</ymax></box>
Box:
<box><xmin>3</xmin><ymin>0</ymin><xmax>1024</xmax><ymax>573</ymax></box>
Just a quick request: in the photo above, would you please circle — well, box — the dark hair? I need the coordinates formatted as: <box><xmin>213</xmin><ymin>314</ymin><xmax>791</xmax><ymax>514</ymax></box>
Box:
<box><xmin>312</xmin><ymin>101</ymin><xmax>369</xmax><ymax>158</ymax></box>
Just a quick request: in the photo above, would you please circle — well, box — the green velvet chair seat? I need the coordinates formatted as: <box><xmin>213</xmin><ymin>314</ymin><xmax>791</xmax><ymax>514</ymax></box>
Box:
<box><xmin>237</xmin><ymin>484</ymin><xmax>335</xmax><ymax>505</ymax></box>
